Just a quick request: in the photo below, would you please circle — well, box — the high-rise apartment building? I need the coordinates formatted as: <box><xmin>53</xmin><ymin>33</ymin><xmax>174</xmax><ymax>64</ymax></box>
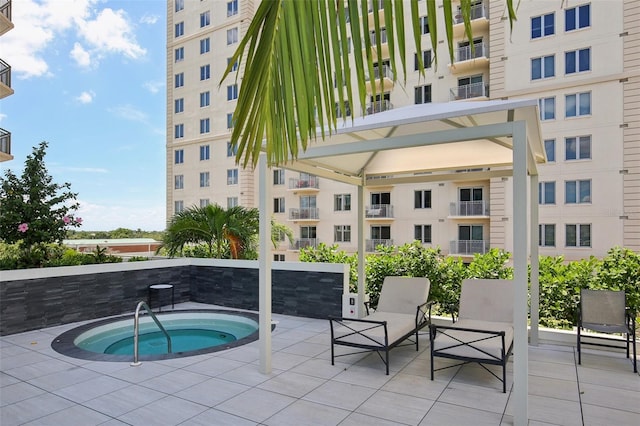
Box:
<box><xmin>0</xmin><ymin>0</ymin><xmax>14</xmax><ymax>162</ymax></box>
<box><xmin>166</xmin><ymin>0</ymin><xmax>640</xmax><ymax>261</ymax></box>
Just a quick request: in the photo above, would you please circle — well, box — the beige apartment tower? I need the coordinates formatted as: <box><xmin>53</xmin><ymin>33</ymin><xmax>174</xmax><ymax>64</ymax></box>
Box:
<box><xmin>166</xmin><ymin>0</ymin><xmax>640</xmax><ymax>261</ymax></box>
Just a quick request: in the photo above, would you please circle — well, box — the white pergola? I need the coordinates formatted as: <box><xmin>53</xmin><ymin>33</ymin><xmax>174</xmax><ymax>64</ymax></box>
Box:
<box><xmin>257</xmin><ymin>99</ymin><xmax>545</xmax><ymax>426</ymax></box>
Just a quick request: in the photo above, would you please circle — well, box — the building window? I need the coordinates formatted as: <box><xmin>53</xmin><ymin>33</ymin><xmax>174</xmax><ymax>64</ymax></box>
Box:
<box><xmin>200</xmin><ymin>65</ymin><xmax>210</xmax><ymax>81</ymax></box>
<box><xmin>200</xmin><ymin>118</ymin><xmax>210</xmax><ymax>134</ymax></box>
<box><xmin>539</xmin><ymin>224</ymin><xmax>555</xmax><ymax>247</ymax></box>
<box><xmin>419</xmin><ymin>16</ymin><xmax>429</xmax><ymax>34</ymax></box>
<box><xmin>565</xmin><ymin>48</ymin><xmax>590</xmax><ymax>74</ymax></box>
<box><xmin>174</xmin><ymin>149</ymin><xmax>184</xmax><ymax>164</ymax></box>
<box><xmin>200</xmin><ymin>38</ymin><xmax>210</xmax><ymax>54</ymax></box>
<box><xmin>227</xmin><ymin>0</ymin><xmax>238</xmax><ymax>17</ymax></box>
<box><xmin>539</xmin><ymin>181</ymin><xmax>555</xmax><ymax>205</ymax></box>
<box><xmin>227</xmin><ymin>169</ymin><xmax>238</xmax><ymax>185</ymax></box>
<box><xmin>334</xmin><ymin>225</ymin><xmax>351</xmax><ymax>243</ymax></box>
<box><xmin>227</xmin><ymin>57</ymin><xmax>238</xmax><ymax>71</ymax></box>
<box><xmin>531</xmin><ymin>12</ymin><xmax>554</xmax><ymax>39</ymax></box>
<box><xmin>175</xmin><ymin>200</ymin><xmax>184</xmax><ymax>213</ymax></box>
<box><xmin>544</xmin><ymin>139</ymin><xmax>555</xmax><ymax>162</ymax></box>
<box><xmin>175</xmin><ymin>72</ymin><xmax>184</xmax><ymax>88</ymax></box>
<box><xmin>334</xmin><ymin>194</ymin><xmax>351</xmax><ymax>211</ymax></box>
<box><xmin>414</xmin><ymin>50</ymin><xmax>432</xmax><ymax>71</ymax></box>
<box><xmin>199</xmin><ymin>145</ymin><xmax>210</xmax><ymax>160</ymax></box>
<box><xmin>227</xmin><ymin>141</ymin><xmax>238</xmax><ymax>158</ymax></box>
<box><xmin>414</xmin><ymin>190</ymin><xmax>432</xmax><ymax>209</ymax></box>
<box><xmin>175</xmin><ymin>0</ymin><xmax>184</xmax><ymax>12</ymax></box>
<box><xmin>200</xmin><ymin>11</ymin><xmax>210</xmax><ymax>28</ymax></box>
<box><xmin>227</xmin><ymin>84</ymin><xmax>238</xmax><ymax>101</ymax></box>
<box><xmin>200</xmin><ymin>91</ymin><xmax>210</xmax><ymax>107</ymax></box>
<box><xmin>174</xmin><ymin>124</ymin><xmax>184</xmax><ymax>139</ymax></box>
<box><xmin>174</xmin><ymin>98</ymin><xmax>184</xmax><ymax>114</ymax></box>
<box><xmin>414</xmin><ymin>84</ymin><xmax>432</xmax><ymax>105</ymax></box>
<box><xmin>538</xmin><ymin>97</ymin><xmax>555</xmax><ymax>120</ymax></box>
<box><xmin>531</xmin><ymin>55</ymin><xmax>555</xmax><ymax>80</ymax></box>
<box><xmin>566</xmin><ymin>4</ymin><xmax>590</xmax><ymax>32</ymax></box>
<box><xmin>371</xmin><ymin>225</ymin><xmax>391</xmax><ymax>240</ymax></box>
<box><xmin>175</xmin><ymin>47</ymin><xmax>184</xmax><ymax>62</ymax></box>
<box><xmin>301</xmin><ymin>226</ymin><xmax>317</xmax><ymax>241</ymax></box>
<box><xmin>200</xmin><ymin>172</ymin><xmax>210</xmax><ymax>188</ymax></box>
<box><xmin>274</xmin><ymin>254</ymin><xmax>285</xmax><ymax>261</ymax></box>
<box><xmin>200</xmin><ymin>198</ymin><xmax>210</xmax><ymax>207</ymax></box>
<box><xmin>565</xmin><ymin>179</ymin><xmax>591</xmax><ymax>204</ymax></box>
<box><xmin>174</xmin><ymin>175</ymin><xmax>184</xmax><ymax>189</ymax></box>
<box><xmin>227</xmin><ymin>27</ymin><xmax>238</xmax><ymax>45</ymax></box>
<box><xmin>175</xmin><ymin>22</ymin><xmax>184</xmax><ymax>37</ymax></box>
<box><xmin>414</xmin><ymin>225</ymin><xmax>432</xmax><ymax>243</ymax></box>
<box><xmin>566</xmin><ymin>224</ymin><xmax>591</xmax><ymax>247</ymax></box>
<box><xmin>227</xmin><ymin>113</ymin><xmax>234</xmax><ymax>129</ymax></box>
<box><xmin>273</xmin><ymin>169</ymin><xmax>285</xmax><ymax>185</ymax></box>
<box><xmin>565</xmin><ymin>92</ymin><xmax>591</xmax><ymax>117</ymax></box>
<box><xmin>274</xmin><ymin>197</ymin><xmax>285</xmax><ymax>213</ymax></box>
<box><xmin>227</xmin><ymin>197</ymin><xmax>238</xmax><ymax>208</ymax></box>
<box><xmin>565</xmin><ymin>136</ymin><xmax>591</xmax><ymax>160</ymax></box>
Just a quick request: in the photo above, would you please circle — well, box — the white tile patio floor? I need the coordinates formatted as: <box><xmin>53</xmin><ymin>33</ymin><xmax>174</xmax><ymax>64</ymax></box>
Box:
<box><xmin>1</xmin><ymin>302</ymin><xmax>638</xmax><ymax>426</ymax></box>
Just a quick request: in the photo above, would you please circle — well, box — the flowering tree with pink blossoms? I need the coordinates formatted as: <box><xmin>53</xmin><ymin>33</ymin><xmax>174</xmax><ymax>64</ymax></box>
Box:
<box><xmin>0</xmin><ymin>142</ymin><xmax>81</xmax><ymax>255</ymax></box>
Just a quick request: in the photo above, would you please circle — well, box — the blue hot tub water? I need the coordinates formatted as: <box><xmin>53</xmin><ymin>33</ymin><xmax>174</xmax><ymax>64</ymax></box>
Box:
<box><xmin>74</xmin><ymin>313</ymin><xmax>258</xmax><ymax>356</ymax></box>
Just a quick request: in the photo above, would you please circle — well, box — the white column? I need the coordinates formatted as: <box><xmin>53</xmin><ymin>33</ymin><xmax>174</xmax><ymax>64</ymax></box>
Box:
<box><xmin>258</xmin><ymin>154</ymin><xmax>272</xmax><ymax>374</ymax></box>
<box><xmin>512</xmin><ymin>121</ymin><xmax>529</xmax><ymax>425</ymax></box>
<box><xmin>357</xmin><ymin>184</ymin><xmax>365</xmax><ymax>317</ymax></box>
<box><xmin>530</xmin><ymin>173</ymin><xmax>539</xmax><ymax>346</ymax></box>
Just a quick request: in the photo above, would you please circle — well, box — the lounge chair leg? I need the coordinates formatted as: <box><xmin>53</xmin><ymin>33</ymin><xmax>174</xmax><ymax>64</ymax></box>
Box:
<box><xmin>502</xmin><ymin>363</ymin><xmax>507</xmax><ymax>393</ymax></box>
<box><xmin>577</xmin><ymin>327</ymin><xmax>582</xmax><ymax>365</ymax></box>
<box><xmin>385</xmin><ymin>350</ymin><xmax>389</xmax><ymax>375</ymax></box>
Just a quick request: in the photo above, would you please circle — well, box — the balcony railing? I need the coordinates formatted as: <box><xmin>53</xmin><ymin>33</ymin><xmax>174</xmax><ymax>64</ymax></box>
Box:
<box><xmin>450</xmin><ymin>240</ymin><xmax>489</xmax><ymax>255</ymax></box>
<box><xmin>455</xmin><ymin>42</ymin><xmax>487</xmax><ymax>62</ymax></box>
<box><xmin>365</xmin><ymin>64</ymin><xmax>393</xmax><ymax>81</ymax></box>
<box><xmin>454</xmin><ymin>2</ymin><xmax>487</xmax><ymax>24</ymax></box>
<box><xmin>288</xmin><ymin>207</ymin><xmax>319</xmax><ymax>220</ymax></box>
<box><xmin>288</xmin><ymin>177</ymin><xmax>319</xmax><ymax>190</ymax></box>
<box><xmin>449</xmin><ymin>201</ymin><xmax>489</xmax><ymax>216</ymax></box>
<box><xmin>290</xmin><ymin>238</ymin><xmax>319</xmax><ymax>250</ymax></box>
<box><xmin>366</xmin><ymin>239</ymin><xmax>394</xmax><ymax>252</ymax></box>
<box><xmin>0</xmin><ymin>128</ymin><xmax>10</xmax><ymax>156</ymax></box>
<box><xmin>365</xmin><ymin>204</ymin><xmax>394</xmax><ymax>218</ymax></box>
<box><xmin>450</xmin><ymin>82</ymin><xmax>488</xmax><ymax>101</ymax></box>
<box><xmin>366</xmin><ymin>100</ymin><xmax>393</xmax><ymax>115</ymax></box>
<box><xmin>0</xmin><ymin>58</ymin><xmax>11</xmax><ymax>88</ymax></box>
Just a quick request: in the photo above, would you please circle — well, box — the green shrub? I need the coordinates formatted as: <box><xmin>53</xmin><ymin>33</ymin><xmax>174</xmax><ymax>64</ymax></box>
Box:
<box><xmin>128</xmin><ymin>256</ymin><xmax>150</xmax><ymax>262</ymax></box>
<box><xmin>300</xmin><ymin>243</ymin><xmax>357</xmax><ymax>291</ymax></box>
<box><xmin>596</xmin><ymin>246</ymin><xmax>640</xmax><ymax>314</ymax></box>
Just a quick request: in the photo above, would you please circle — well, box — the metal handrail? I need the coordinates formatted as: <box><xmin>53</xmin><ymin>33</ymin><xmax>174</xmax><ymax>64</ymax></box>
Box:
<box><xmin>131</xmin><ymin>301</ymin><xmax>172</xmax><ymax>366</ymax></box>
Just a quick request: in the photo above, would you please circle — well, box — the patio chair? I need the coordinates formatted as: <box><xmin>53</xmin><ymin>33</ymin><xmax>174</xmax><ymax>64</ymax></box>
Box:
<box><xmin>329</xmin><ymin>276</ymin><xmax>432</xmax><ymax>374</ymax></box>
<box><xmin>430</xmin><ymin>279</ymin><xmax>513</xmax><ymax>392</ymax></box>
<box><xmin>577</xmin><ymin>289</ymin><xmax>637</xmax><ymax>373</ymax></box>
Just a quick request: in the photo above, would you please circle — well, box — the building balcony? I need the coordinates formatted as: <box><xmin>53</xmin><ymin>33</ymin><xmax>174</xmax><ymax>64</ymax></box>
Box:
<box><xmin>452</xmin><ymin>1</ymin><xmax>489</xmax><ymax>37</ymax></box>
<box><xmin>290</xmin><ymin>238</ymin><xmax>319</xmax><ymax>251</ymax></box>
<box><xmin>288</xmin><ymin>207</ymin><xmax>319</xmax><ymax>221</ymax></box>
<box><xmin>366</xmin><ymin>100</ymin><xmax>393</xmax><ymax>116</ymax></box>
<box><xmin>366</xmin><ymin>239</ymin><xmax>394</xmax><ymax>252</ymax></box>
<box><xmin>0</xmin><ymin>127</ymin><xmax>12</xmax><ymax>162</ymax></box>
<box><xmin>0</xmin><ymin>0</ymin><xmax>13</xmax><ymax>36</ymax></box>
<box><xmin>449</xmin><ymin>201</ymin><xmax>489</xmax><ymax>217</ymax></box>
<box><xmin>450</xmin><ymin>82</ymin><xmax>489</xmax><ymax>101</ymax></box>
<box><xmin>366</xmin><ymin>28</ymin><xmax>389</xmax><ymax>61</ymax></box>
<box><xmin>365</xmin><ymin>64</ymin><xmax>394</xmax><ymax>93</ymax></box>
<box><xmin>365</xmin><ymin>204</ymin><xmax>394</xmax><ymax>219</ymax></box>
<box><xmin>0</xmin><ymin>58</ymin><xmax>13</xmax><ymax>99</ymax></box>
<box><xmin>449</xmin><ymin>240</ymin><xmax>489</xmax><ymax>256</ymax></box>
<box><xmin>288</xmin><ymin>177</ymin><xmax>319</xmax><ymax>191</ymax></box>
<box><xmin>449</xmin><ymin>42</ymin><xmax>489</xmax><ymax>74</ymax></box>
<box><xmin>367</xmin><ymin>0</ymin><xmax>385</xmax><ymax>27</ymax></box>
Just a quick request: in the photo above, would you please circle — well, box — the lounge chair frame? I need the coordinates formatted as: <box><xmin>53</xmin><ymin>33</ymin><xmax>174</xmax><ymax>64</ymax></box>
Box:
<box><xmin>329</xmin><ymin>277</ymin><xmax>432</xmax><ymax>375</ymax></box>
<box><xmin>429</xmin><ymin>279</ymin><xmax>513</xmax><ymax>393</ymax></box>
<box><xmin>577</xmin><ymin>289</ymin><xmax>637</xmax><ymax>373</ymax></box>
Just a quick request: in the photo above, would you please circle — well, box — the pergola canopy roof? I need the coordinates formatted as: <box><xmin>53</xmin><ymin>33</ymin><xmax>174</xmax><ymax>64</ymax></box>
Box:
<box><xmin>282</xmin><ymin>99</ymin><xmax>545</xmax><ymax>186</ymax></box>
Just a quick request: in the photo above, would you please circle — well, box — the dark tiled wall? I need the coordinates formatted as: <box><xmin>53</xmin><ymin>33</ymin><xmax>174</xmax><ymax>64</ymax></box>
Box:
<box><xmin>0</xmin><ymin>264</ymin><xmax>344</xmax><ymax>335</ymax></box>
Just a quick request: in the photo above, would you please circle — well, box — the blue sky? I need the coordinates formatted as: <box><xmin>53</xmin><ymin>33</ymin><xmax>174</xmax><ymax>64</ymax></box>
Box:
<box><xmin>0</xmin><ymin>0</ymin><xmax>167</xmax><ymax>231</ymax></box>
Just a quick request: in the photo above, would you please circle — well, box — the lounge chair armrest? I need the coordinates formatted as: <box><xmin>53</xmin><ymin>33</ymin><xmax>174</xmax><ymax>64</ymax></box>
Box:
<box><xmin>364</xmin><ymin>301</ymin><xmax>371</xmax><ymax>316</ymax></box>
<box><xmin>430</xmin><ymin>323</ymin><xmax>506</xmax><ymax>337</ymax></box>
<box><xmin>415</xmin><ymin>300</ymin><xmax>433</xmax><ymax>327</ymax></box>
<box><xmin>329</xmin><ymin>316</ymin><xmax>387</xmax><ymax>326</ymax></box>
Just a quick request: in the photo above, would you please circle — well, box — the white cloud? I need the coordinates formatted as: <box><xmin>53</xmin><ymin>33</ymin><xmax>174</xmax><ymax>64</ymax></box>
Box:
<box><xmin>143</xmin><ymin>80</ymin><xmax>164</xmax><ymax>94</ymax></box>
<box><xmin>0</xmin><ymin>0</ymin><xmax>146</xmax><ymax>79</ymax></box>
<box><xmin>75</xmin><ymin>90</ymin><xmax>95</xmax><ymax>104</ymax></box>
<box><xmin>70</xmin><ymin>42</ymin><xmax>92</xmax><ymax>68</ymax></box>
<box><xmin>140</xmin><ymin>14</ymin><xmax>159</xmax><ymax>25</ymax></box>
<box><xmin>0</xmin><ymin>113</ymin><xmax>6</xmax><ymax>122</ymax></box>
<box><xmin>109</xmin><ymin>104</ymin><xmax>148</xmax><ymax>123</ymax></box>
<box><xmin>76</xmin><ymin>200</ymin><xmax>166</xmax><ymax>231</ymax></box>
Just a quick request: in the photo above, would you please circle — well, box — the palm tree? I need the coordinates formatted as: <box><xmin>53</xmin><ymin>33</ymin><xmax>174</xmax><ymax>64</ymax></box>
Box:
<box><xmin>271</xmin><ymin>217</ymin><xmax>294</xmax><ymax>249</ymax></box>
<box><xmin>221</xmin><ymin>0</ymin><xmax>517</xmax><ymax>168</ymax></box>
<box><xmin>161</xmin><ymin>204</ymin><xmax>259</xmax><ymax>259</ymax></box>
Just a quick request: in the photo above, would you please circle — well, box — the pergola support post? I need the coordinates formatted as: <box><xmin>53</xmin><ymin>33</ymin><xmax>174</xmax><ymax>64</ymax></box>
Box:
<box><xmin>258</xmin><ymin>153</ymin><xmax>272</xmax><ymax>374</ymax></box>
